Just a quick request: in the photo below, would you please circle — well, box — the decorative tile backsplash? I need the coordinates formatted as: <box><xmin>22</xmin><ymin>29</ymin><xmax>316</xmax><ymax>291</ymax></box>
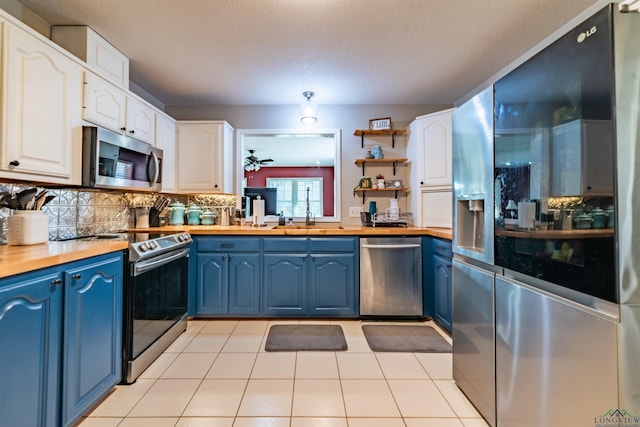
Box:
<box><xmin>0</xmin><ymin>182</ymin><xmax>235</xmax><ymax>244</ymax></box>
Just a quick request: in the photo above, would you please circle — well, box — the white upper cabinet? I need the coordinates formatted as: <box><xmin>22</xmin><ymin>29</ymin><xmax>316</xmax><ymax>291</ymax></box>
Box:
<box><xmin>407</xmin><ymin>108</ymin><xmax>454</xmax><ymax>227</ymax></box>
<box><xmin>1</xmin><ymin>19</ymin><xmax>83</xmax><ymax>184</ymax></box>
<box><xmin>155</xmin><ymin>113</ymin><xmax>176</xmax><ymax>193</ymax></box>
<box><xmin>83</xmin><ymin>71</ymin><xmax>126</xmax><ymax>132</ymax></box>
<box><xmin>83</xmin><ymin>71</ymin><xmax>155</xmax><ymax>145</ymax></box>
<box><xmin>176</xmin><ymin>121</ymin><xmax>234</xmax><ymax>193</ymax></box>
<box><xmin>125</xmin><ymin>96</ymin><xmax>155</xmax><ymax>144</ymax></box>
<box><xmin>52</xmin><ymin>25</ymin><xmax>129</xmax><ymax>89</ymax></box>
<box><xmin>408</xmin><ymin>109</ymin><xmax>454</xmax><ymax>189</ymax></box>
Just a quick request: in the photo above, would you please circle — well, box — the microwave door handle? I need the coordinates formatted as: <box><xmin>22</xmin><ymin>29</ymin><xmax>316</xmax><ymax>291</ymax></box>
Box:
<box><xmin>149</xmin><ymin>151</ymin><xmax>160</xmax><ymax>184</ymax></box>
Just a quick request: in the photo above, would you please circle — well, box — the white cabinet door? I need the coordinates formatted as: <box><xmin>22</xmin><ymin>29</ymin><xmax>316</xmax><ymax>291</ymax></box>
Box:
<box><xmin>83</xmin><ymin>71</ymin><xmax>126</xmax><ymax>133</ymax></box>
<box><xmin>408</xmin><ymin>109</ymin><xmax>453</xmax><ymax>227</ymax></box>
<box><xmin>84</xmin><ymin>71</ymin><xmax>155</xmax><ymax>145</ymax></box>
<box><xmin>413</xmin><ymin>109</ymin><xmax>453</xmax><ymax>188</ymax></box>
<box><xmin>125</xmin><ymin>96</ymin><xmax>155</xmax><ymax>144</ymax></box>
<box><xmin>176</xmin><ymin>121</ymin><xmax>234</xmax><ymax>193</ymax></box>
<box><xmin>1</xmin><ymin>21</ymin><xmax>82</xmax><ymax>184</ymax></box>
<box><xmin>155</xmin><ymin>113</ymin><xmax>176</xmax><ymax>193</ymax></box>
<box><xmin>52</xmin><ymin>25</ymin><xmax>129</xmax><ymax>89</ymax></box>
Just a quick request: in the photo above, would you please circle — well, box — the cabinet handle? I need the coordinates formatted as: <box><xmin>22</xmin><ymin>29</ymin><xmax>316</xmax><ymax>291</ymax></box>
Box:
<box><xmin>51</xmin><ymin>279</ymin><xmax>62</xmax><ymax>286</ymax></box>
<box><xmin>129</xmin><ymin>129</ymin><xmax>135</xmax><ymax>135</ymax></box>
<box><xmin>420</xmin><ymin>181</ymin><xmax>424</xmax><ymax>185</ymax></box>
<box><xmin>120</xmin><ymin>127</ymin><xmax>126</xmax><ymax>132</ymax></box>
<box><xmin>228</xmin><ymin>255</ymin><xmax>233</xmax><ymax>261</ymax></box>
<box><xmin>214</xmin><ymin>184</ymin><xmax>219</xmax><ymax>188</ymax></box>
<box><xmin>222</xmin><ymin>255</ymin><xmax>226</xmax><ymax>261</ymax></box>
<box><xmin>302</xmin><ymin>255</ymin><xmax>307</xmax><ymax>261</ymax></box>
<box><xmin>72</xmin><ymin>274</ymin><xmax>82</xmax><ymax>280</ymax></box>
<box><xmin>9</xmin><ymin>160</ymin><xmax>19</xmax><ymax>167</ymax></box>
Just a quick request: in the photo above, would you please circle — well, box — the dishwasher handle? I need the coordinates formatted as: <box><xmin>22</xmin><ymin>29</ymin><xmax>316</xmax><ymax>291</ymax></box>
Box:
<box><xmin>361</xmin><ymin>243</ymin><xmax>421</xmax><ymax>249</ymax></box>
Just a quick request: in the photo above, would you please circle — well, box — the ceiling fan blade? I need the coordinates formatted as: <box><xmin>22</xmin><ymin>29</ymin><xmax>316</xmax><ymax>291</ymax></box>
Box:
<box><xmin>259</xmin><ymin>159</ymin><xmax>274</xmax><ymax>164</ymax></box>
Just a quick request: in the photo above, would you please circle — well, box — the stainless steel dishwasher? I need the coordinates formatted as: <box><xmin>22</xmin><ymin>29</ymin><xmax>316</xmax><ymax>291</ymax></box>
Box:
<box><xmin>360</xmin><ymin>237</ymin><xmax>422</xmax><ymax>317</ymax></box>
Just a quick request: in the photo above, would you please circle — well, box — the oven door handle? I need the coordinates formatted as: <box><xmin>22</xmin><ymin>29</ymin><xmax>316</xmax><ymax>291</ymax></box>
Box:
<box><xmin>132</xmin><ymin>248</ymin><xmax>190</xmax><ymax>276</ymax></box>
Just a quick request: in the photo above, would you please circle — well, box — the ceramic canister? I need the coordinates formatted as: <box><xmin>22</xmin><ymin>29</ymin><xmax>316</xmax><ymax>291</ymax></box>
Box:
<box><xmin>7</xmin><ymin>210</ymin><xmax>49</xmax><ymax>245</ymax></box>
<box><xmin>168</xmin><ymin>201</ymin><xmax>186</xmax><ymax>225</ymax></box>
<box><xmin>187</xmin><ymin>204</ymin><xmax>202</xmax><ymax>225</ymax></box>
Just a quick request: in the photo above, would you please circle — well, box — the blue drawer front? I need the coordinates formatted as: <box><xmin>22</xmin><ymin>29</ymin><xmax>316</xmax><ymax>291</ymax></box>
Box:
<box><xmin>309</xmin><ymin>237</ymin><xmax>357</xmax><ymax>253</ymax></box>
<box><xmin>197</xmin><ymin>237</ymin><xmax>261</xmax><ymax>252</ymax></box>
<box><xmin>432</xmin><ymin>238</ymin><xmax>452</xmax><ymax>258</ymax></box>
<box><xmin>263</xmin><ymin>238</ymin><xmax>308</xmax><ymax>252</ymax></box>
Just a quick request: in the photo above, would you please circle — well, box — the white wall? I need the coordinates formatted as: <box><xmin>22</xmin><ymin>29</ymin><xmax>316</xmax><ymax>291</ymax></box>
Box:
<box><xmin>166</xmin><ymin>104</ymin><xmax>451</xmax><ymax>225</ymax></box>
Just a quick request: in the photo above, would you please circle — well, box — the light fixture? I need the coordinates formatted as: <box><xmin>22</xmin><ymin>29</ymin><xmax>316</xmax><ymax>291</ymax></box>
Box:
<box><xmin>300</xmin><ymin>91</ymin><xmax>318</xmax><ymax>124</ymax></box>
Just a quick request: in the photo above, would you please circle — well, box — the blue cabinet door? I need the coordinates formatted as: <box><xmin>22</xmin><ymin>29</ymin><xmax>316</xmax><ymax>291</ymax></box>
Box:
<box><xmin>262</xmin><ymin>254</ymin><xmax>307</xmax><ymax>316</ymax></box>
<box><xmin>309</xmin><ymin>253</ymin><xmax>357</xmax><ymax>317</ymax></box>
<box><xmin>433</xmin><ymin>254</ymin><xmax>453</xmax><ymax>332</ymax></box>
<box><xmin>0</xmin><ymin>269</ymin><xmax>62</xmax><ymax>427</ymax></box>
<box><xmin>196</xmin><ymin>253</ymin><xmax>228</xmax><ymax>315</ymax></box>
<box><xmin>228</xmin><ymin>253</ymin><xmax>261</xmax><ymax>315</ymax></box>
<box><xmin>62</xmin><ymin>253</ymin><xmax>123</xmax><ymax>427</ymax></box>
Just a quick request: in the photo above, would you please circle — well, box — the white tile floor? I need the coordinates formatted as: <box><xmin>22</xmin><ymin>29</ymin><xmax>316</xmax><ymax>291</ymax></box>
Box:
<box><xmin>78</xmin><ymin>319</ymin><xmax>488</xmax><ymax>427</ymax></box>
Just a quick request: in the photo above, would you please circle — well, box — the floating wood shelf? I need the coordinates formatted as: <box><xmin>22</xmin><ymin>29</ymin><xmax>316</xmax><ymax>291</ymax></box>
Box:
<box><xmin>354</xmin><ymin>158</ymin><xmax>407</xmax><ymax>175</ymax></box>
<box><xmin>354</xmin><ymin>129</ymin><xmax>407</xmax><ymax>148</ymax></box>
<box><xmin>353</xmin><ymin>187</ymin><xmax>409</xmax><ymax>204</ymax></box>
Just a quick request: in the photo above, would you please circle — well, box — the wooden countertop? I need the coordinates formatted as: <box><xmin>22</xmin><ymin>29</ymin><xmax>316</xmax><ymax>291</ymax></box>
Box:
<box><xmin>0</xmin><ymin>240</ymin><xmax>128</xmax><ymax>279</ymax></box>
<box><xmin>0</xmin><ymin>225</ymin><xmax>452</xmax><ymax>279</ymax></box>
<box><xmin>137</xmin><ymin>224</ymin><xmax>453</xmax><ymax>240</ymax></box>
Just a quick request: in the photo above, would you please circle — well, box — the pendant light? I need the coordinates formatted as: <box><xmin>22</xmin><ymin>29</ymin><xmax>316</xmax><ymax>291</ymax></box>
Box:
<box><xmin>300</xmin><ymin>91</ymin><xmax>318</xmax><ymax>124</ymax></box>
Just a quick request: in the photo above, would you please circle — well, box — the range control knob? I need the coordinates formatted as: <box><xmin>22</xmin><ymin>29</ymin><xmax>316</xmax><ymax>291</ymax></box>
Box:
<box><xmin>139</xmin><ymin>243</ymin><xmax>149</xmax><ymax>252</ymax></box>
<box><xmin>147</xmin><ymin>241</ymin><xmax>157</xmax><ymax>250</ymax></box>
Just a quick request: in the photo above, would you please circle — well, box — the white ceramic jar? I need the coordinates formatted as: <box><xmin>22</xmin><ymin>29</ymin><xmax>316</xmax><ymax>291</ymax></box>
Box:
<box><xmin>7</xmin><ymin>211</ymin><xmax>49</xmax><ymax>245</ymax></box>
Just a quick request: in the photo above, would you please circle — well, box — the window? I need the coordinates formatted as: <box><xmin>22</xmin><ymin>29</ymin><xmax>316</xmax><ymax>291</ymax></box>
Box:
<box><xmin>266</xmin><ymin>178</ymin><xmax>323</xmax><ymax>218</ymax></box>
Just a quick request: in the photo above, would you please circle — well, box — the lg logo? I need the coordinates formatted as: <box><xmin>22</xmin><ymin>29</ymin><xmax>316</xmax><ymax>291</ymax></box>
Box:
<box><xmin>577</xmin><ymin>26</ymin><xmax>597</xmax><ymax>43</ymax></box>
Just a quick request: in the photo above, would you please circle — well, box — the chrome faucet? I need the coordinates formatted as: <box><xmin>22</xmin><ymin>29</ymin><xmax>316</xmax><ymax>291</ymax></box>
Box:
<box><xmin>305</xmin><ymin>186</ymin><xmax>314</xmax><ymax>226</ymax></box>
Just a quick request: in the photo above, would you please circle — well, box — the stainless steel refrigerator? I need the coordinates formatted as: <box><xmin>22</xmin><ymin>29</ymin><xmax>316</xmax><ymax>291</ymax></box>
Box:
<box><xmin>452</xmin><ymin>4</ymin><xmax>640</xmax><ymax>426</ymax></box>
<box><xmin>452</xmin><ymin>85</ymin><xmax>499</xmax><ymax>427</ymax></box>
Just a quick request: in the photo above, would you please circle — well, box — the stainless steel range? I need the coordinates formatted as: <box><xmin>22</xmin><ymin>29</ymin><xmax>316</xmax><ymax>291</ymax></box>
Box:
<box><xmin>116</xmin><ymin>232</ymin><xmax>192</xmax><ymax>384</ymax></box>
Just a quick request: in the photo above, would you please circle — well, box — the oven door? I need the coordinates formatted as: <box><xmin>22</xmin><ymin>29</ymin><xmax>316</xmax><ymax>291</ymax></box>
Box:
<box><xmin>123</xmin><ymin>247</ymin><xmax>189</xmax><ymax>383</ymax></box>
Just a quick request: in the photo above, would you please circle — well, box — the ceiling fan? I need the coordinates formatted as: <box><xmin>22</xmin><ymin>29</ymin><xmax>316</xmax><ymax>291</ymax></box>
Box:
<box><xmin>244</xmin><ymin>149</ymin><xmax>273</xmax><ymax>171</ymax></box>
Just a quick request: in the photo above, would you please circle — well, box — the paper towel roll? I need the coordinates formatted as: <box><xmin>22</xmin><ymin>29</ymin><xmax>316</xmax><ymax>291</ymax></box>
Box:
<box><xmin>518</xmin><ymin>202</ymin><xmax>536</xmax><ymax>229</ymax></box>
<box><xmin>253</xmin><ymin>199</ymin><xmax>265</xmax><ymax>226</ymax></box>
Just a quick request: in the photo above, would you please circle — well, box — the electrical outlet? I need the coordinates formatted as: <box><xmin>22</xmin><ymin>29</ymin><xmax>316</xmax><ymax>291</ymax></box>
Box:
<box><xmin>349</xmin><ymin>206</ymin><xmax>363</xmax><ymax>218</ymax></box>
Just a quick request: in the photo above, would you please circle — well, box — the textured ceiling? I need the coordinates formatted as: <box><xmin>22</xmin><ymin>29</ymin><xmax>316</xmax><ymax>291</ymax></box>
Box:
<box><xmin>17</xmin><ymin>0</ymin><xmax>604</xmax><ymax>106</ymax></box>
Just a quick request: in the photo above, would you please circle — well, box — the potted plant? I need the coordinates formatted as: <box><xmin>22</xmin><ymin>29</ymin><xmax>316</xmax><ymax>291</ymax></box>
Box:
<box><xmin>376</xmin><ymin>174</ymin><xmax>385</xmax><ymax>189</ymax></box>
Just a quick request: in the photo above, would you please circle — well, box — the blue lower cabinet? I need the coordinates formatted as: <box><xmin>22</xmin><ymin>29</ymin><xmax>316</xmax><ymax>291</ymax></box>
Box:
<box><xmin>0</xmin><ymin>269</ymin><xmax>63</xmax><ymax>427</ymax></box>
<box><xmin>0</xmin><ymin>251</ymin><xmax>123</xmax><ymax>427</ymax></box>
<box><xmin>433</xmin><ymin>254</ymin><xmax>453</xmax><ymax>332</ymax></box>
<box><xmin>309</xmin><ymin>253</ymin><xmax>357</xmax><ymax>317</ymax></box>
<box><xmin>262</xmin><ymin>254</ymin><xmax>307</xmax><ymax>315</ymax></box>
<box><xmin>62</xmin><ymin>253</ymin><xmax>123</xmax><ymax>427</ymax></box>
<box><xmin>228</xmin><ymin>254</ymin><xmax>261</xmax><ymax>314</ymax></box>
<box><xmin>424</xmin><ymin>238</ymin><xmax>453</xmax><ymax>333</ymax></box>
<box><xmin>193</xmin><ymin>236</ymin><xmax>358</xmax><ymax>318</ymax></box>
<box><xmin>196</xmin><ymin>253</ymin><xmax>228</xmax><ymax>314</ymax></box>
<box><xmin>195</xmin><ymin>247</ymin><xmax>261</xmax><ymax>316</ymax></box>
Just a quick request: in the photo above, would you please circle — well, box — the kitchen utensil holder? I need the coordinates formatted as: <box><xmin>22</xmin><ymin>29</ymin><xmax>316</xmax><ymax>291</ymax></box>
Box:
<box><xmin>149</xmin><ymin>207</ymin><xmax>162</xmax><ymax>227</ymax></box>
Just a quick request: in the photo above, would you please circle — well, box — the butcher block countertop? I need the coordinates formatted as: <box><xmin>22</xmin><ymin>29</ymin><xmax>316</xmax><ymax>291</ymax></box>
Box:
<box><xmin>0</xmin><ymin>225</ymin><xmax>451</xmax><ymax>279</ymax></box>
<box><xmin>155</xmin><ymin>224</ymin><xmax>453</xmax><ymax>240</ymax></box>
<box><xmin>0</xmin><ymin>240</ymin><xmax>128</xmax><ymax>279</ymax></box>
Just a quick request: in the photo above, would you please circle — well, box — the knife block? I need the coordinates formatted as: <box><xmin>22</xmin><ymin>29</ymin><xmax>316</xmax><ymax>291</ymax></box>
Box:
<box><xmin>149</xmin><ymin>207</ymin><xmax>162</xmax><ymax>227</ymax></box>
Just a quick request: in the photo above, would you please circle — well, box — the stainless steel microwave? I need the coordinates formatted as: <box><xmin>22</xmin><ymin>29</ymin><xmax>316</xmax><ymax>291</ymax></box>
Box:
<box><xmin>82</xmin><ymin>126</ymin><xmax>163</xmax><ymax>192</ymax></box>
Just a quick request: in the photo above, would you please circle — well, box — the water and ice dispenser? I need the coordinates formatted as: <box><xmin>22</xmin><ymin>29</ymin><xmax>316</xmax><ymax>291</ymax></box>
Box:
<box><xmin>456</xmin><ymin>197</ymin><xmax>486</xmax><ymax>254</ymax></box>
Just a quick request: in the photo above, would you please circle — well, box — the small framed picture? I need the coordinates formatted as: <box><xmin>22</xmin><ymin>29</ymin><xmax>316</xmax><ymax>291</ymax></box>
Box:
<box><xmin>386</xmin><ymin>179</ymin><xmax>403</xmax><ymax>188</ymax></box>
<box><xmin>369</xmin><ymin>117</ymin><xmax>392</xmax><ymax>130</ymax></box>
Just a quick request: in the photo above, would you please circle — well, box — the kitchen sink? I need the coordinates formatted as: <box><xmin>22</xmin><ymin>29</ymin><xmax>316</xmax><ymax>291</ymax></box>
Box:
<box><xmin>272</xmin><ymin>225</ymin><xmax>344</xmax><ymax>229</ymax></box>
